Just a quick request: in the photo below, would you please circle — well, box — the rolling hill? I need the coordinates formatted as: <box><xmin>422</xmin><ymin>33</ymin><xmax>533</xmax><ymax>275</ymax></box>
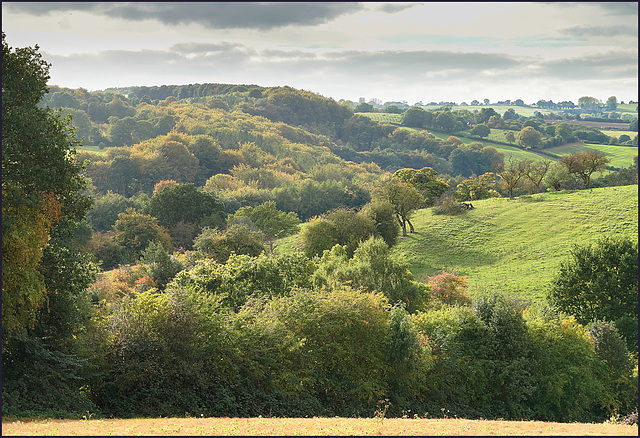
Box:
<box><xmin>392</xmin><ymin>184</ymin><xmax>638</xmax><ymax>304</ymax></box>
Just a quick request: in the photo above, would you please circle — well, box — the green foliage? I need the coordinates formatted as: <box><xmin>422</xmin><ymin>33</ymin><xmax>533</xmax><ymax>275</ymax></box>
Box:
<box><xmin>140</xmin><ymin>240</ymin><xmax>184</xmax><ymax>291</ymax></box>
<box><xmin>517</xmin><ymin>126</ymin><xmax>543</xmax><ymax>149</ymax></box>
<box><xmin>588</xmin><ymin>320</ymin><xmax>638</xmax><ymax>418</ymax></box>
<box><xmin>313</xmin><ymin>237</ymin><xmax>430</xmax><ymax>313</ymax></box>
<box><xmin>171</xmin><ymin>252</ymin><xmax>315</xmax><ymax>311</ymax></box>
<box><xmin>392</xmin><ymin>167</ymin><xmax>449</xmax><ymax>207</ymax></box>
<box><xmin>113</xmin><ymin>209</ymin><xmax>173</xmax><ymax>261</ymax></box>
<box><xmin>359</xmin><ymin>201</ymin><xmax>401</xmax><ymax>247</ymax></box>
<box><xmin>299</xmin><ymin>217</ymin><xmax>338</xmax><ymax>258</ymax></box>
<box><xmin>470</xmin><ymin>123</ymin><xmax>491</xmax><ymax>138</ymax></box>
<box><xmin>454</xmin><ymin>172</ymin><xmax>501</xmax><ymax>201</ymax></box>
<box><xmin>266</xmin><ymin>287</ymin><xmax>392</xmax><ymax>415</ymax></box>
<box><xmin>229</xmin><ymin>201</ymin><xmax>300</xmax><ymax>240</ymax></box>
<box><xmin>548</xmin><ymin>236</ymin><xmax>638</xmax><ymax>352</ymax></box>
<box><xmin>373</xmin><ymin>178</ymin><xmax>424</xmax><ymax>236</ymax></box>
<box><xmin>2</xmin><ymin>33</ymin><xmax>92</xmax><ymax>334</ymax></box>
<box><xmin>193</xmin><ymin>223</ymin><xmax>265</xmax><ymax>264</ymax></box>
<box><xmin>145</xmin><ymin>182</ymin><xmax>226</xmax><ymax>233</ymax></box>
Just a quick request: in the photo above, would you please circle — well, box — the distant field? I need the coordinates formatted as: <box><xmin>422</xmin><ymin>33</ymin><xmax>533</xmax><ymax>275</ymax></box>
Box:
<box><xmin>546</xmin><ymin>143</ymin><xmax>638</xmax><ymax>169</ymax></box>
<box><xmin>617</xmin><ymin>103</ymin><xmax>638</xmax><ymax>114</ymax></box>
<box><xmin>602</xmin><ymin>130</ymin><xmax>637</xmax><ymax>139</ymax></box>
<box><xmin>420</xmin><ymin>104</ymin><xmax>542</xmax><ymax>118</ymax></box>
<box><xmin>355</xmin><ymin>112</ymin><xmax>402</xmax><ymax>124</ymax></box>
<box><xmin>393</xmin><ymin>185</ymin><xmax>638</xmax><ymax>304</ymax></box>
<box><xmin>75</xmin><ymin>145</ymin><xmax>107</xmax><ymax>155</ymax></box>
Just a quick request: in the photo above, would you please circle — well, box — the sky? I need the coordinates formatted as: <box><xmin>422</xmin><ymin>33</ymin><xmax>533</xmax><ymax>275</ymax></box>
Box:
<box><xmin>2</xmin><ymin>2</ymin><xmax>638</xmax><ymax>105</ymax></box>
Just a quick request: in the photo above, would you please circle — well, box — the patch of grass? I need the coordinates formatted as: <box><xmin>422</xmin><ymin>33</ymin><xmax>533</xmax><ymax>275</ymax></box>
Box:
<box><xmin>546</xmin><ymin>143</ymin><xmax>638</xmax><ymax>169</ymax></box>
<box><xmin>356</xmin><ymin>112</ymin><xmax>402</xmax><ymax>125</ymax></box>
<box><xmin>392</xmin><ymin>185</ymin><xmax>638</xmax><ymax>304</ymax></box>
<box><xmin>74</xmin><ymin>145</ymin><xmax>107</xmax><ymax>155</ymax></box>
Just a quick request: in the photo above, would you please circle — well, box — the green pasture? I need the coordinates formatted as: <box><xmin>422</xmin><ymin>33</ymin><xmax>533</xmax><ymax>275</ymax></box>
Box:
<box><xmin>393</xmin><ymin>185</ymin><xmax>638</xmax><ymax>305</ymax></box>
<box><xmin>547</xmin><ymin>143</ymin><xmax>638</xmax><ymax>169</ymax></box>
<box><xmin>75</xmin><ymin>145</ymin><xmax>107</xmax><ymax>155</ymax></box>
<box><xmin>355</xmin><ymin>112</ymin><xmax>402</xmax><ymax>125</ymax></box>
<box><xmin>617</xmin><ymin>103</ymin><xmax>638</xmax><ymax>114</ymax></box>
<box><xmin>602</xmin><ymin>130</ymin><xmax>637</xmax><ymax>139</ymax></box>
<box><xmin>420</xmin><ymin>104</ymin><xmax>543</xmax><ymax>118</ymax></box>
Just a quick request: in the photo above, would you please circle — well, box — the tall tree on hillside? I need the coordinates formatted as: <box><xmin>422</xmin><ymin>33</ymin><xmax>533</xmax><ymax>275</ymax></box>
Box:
<box><xmin>392</xmin><ymin>167</ymin><xmax>449</xmax><ymax>207</ymax></box>
<box><xmin>373</xmin><ymin>179</ymin><xmax>424</xmax><ymax>237</ymax></box>
<box><xmin>497</xmin><ymin>157</ymin><xmax>526</xmax><ymax>200</ymax></box>
<box><xmin>523</xmin><ymin>159</ymin><xmax>553</xmax><ymax>194</ymax></box>
<box><xmin>517</xmin><ymin>126</ymin><xmax>543</xmax><ymax>149</ymax></box>
<box><xmin>559</xmin><ymin>151</ymin><xmax>610</xmax><ymax>189</ymax></box>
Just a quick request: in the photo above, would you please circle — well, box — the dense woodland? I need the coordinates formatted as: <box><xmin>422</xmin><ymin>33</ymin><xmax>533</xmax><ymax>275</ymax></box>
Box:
<box><xmin>2</xmin><ymin>33</ymin><xmax>638</xmax><ymax>423</ymax></box>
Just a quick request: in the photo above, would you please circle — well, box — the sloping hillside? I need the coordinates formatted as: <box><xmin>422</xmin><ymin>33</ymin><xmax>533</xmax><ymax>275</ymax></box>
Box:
<box><xmin>393</xmin><ymin>185</ymin><xmax>638</xmax><ymax>304</ymax></box>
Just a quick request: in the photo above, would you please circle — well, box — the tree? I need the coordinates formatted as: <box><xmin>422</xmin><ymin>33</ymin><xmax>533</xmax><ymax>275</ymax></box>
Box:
<box><xmin>392</xmin><ymin>167</ymin><xmax>449</xmax><ymax>207</ymax></box>
<box><xmin>354</xmin><ymin>102</ymin><xmax>374</xmax><ymax>112</ymax></box>
<box><xmin>470</xmin><ymin>123</ymin><xmax>491</xmax><ymax>139</ymax></box>
<box><xmin>559</xmin><ymin>151</ymin><xmax>610</xmax><ymax>189</ymax></box>
<box><xmin>146</xmin><ymin>183</ymin><xmax>226</xmax><ymax>231</ymax></box>
<box><xmin>517</xmin><ymin>126</ymin><xmax>542</xmax><ymax>149</ymax></box>
<box><xmin>2</xmin><ymin>33</ymin><xmax>93</xmax><ymax>334</ymax></box>
<box><xmin>139</xmin><ymin>240</ymin><xmax>184</xmax><ymax>291</ymax></box>
<box><xmin>605</xmin><ymin>96</ymin><xmax>617</xmax><ymax>111</ymax></box>
<box><xmin>578</xmin><ymin>96</ymin><xmax>601</xmax><ymax>110</ymax></box>
<box><xmin>193</xmin><ymin>224</ymin><xmax>265</xmax><ymax>264</ymax></box>
<box><xmin>229</xmin><ymin>201</ymin><xmax>300</xmax><ymax>241</ymax></box>
<box><xmin>505</xmin><ymin>131</ymin><xmax>516</xmax><ymax>144</ymax></box>
<box><xmin>554</xmin><ymin>122</ymin><xmax>573</xmax><ymax>143</ymax></box>
<box><xmin>373</xmin><ymin>179</ymin><xmax>424</xmax><ymax>237</ymax></box>
<box><xmin>454</xmin><ymin>172</ymin><xmax>500</xmax><ymax>201</ymax></box>
<box><xmin>434</xmin><ymin>111</ymin><xmax>458</xmax><ymax>132</ymax></box>
<box><xmin>113</xmin><ymin>209</ymin><xmax>173</xmax><ymax>261</ymax></box>
<box><xmin>522</xmin><ymin>159</ymin><xmax>552</xmax><ymax>194</ymax></box>
<box><xmin>548</xmin><ymin>237</ymin><xmax>638</xmax><ymax>352</ymax></box>
<box><xmin>402</xmin><ymin>106</ymin><xmax>429</xmax><ymax>128</ymax></box>
<box><xmin>498</xmin><ymin>157</ymin><xmax>527</xmax><ymax>199</ymax></box>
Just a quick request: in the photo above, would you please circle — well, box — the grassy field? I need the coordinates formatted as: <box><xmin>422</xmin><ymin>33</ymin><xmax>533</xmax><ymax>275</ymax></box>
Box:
<box><xmin>274</xmin><ymin>185</ymin><xmax>637</xmax><ymax>305</ymax></box>
<box><xmin>355</xmin><ymin>112</ymin><xmax>403</xmax><ymax>125</ymax></box>
<box><xmin>392</xmin><ymin>185</ymin><xmax>638</xmax><ymax>304</ymax></box>
<box><xmin>2</xmin><ymin>416</ymin><xmax>636</xmax><ymax>436</ymax></box>
<box><xmin>74</xmin><ymin>145</ymin><xmax>107</xmax><ymax>155</ymax></box>
<box><xmin>546</xmin><ymin>143</ymin><xmax>638</xmax><ymax>169</ymax></box>
<box><xmin>603</xmin><ymin>130</ymin><xmax>637</xmax><ymax>139</ymax></box>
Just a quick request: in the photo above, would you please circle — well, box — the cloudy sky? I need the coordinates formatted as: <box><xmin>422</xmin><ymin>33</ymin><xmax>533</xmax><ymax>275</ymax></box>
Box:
<box><xmin>2</xmin><ymin>2</ymin><xmax>637</xmax><ymax>105</ymax></box>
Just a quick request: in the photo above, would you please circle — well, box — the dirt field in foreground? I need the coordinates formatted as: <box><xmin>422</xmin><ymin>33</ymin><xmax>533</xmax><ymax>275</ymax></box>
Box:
<box><xmin>2</xmin><ymin>417</ymin><xmax>637</xmax><ymax>436</ymax></box>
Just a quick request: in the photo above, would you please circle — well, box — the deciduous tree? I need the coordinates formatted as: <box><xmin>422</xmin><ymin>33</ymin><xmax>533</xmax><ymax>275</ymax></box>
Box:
<box><xmin>559</xmin><ymin>151</ymin><xmax>610</xmax><ymax>189</ymax></box>
<box><xmin>549</xmin><ymin>237</ymin><xmax>638</xmax><ymax>352</ymax></box>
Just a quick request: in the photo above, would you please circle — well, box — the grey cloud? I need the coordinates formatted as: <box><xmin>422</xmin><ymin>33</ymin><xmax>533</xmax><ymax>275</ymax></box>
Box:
<box><xmin>561</xmin><ymin>25</ymin><xmax>638</xmax><ymax>38</ymax></box>
<box><xmin>376</xmin><ymin>3</ymin><xmax>422</xmax><ymax>14</ymax></box>
<box><xmin>320</xmin><ymin>50</ymin><xmax>519</xmax><ymax>72</ymax></box>
<box><xmin>545</xmin><ymin>2</ymin><xmax>638</xmax><ymax>16</ymax></box>
<box><xmin>541</xmin><ymin>52</ymin><xmax>638</xmax><ymax>80</ymax></box>
<box><xmin>169</xmin><ymin>42</ymin><xmax>251</xmax><ymax>55</ymax></box>
<box><xmin>4</xmin><ymin>2</ymin><xmax>364</xmax><ymax>30</ymax></box>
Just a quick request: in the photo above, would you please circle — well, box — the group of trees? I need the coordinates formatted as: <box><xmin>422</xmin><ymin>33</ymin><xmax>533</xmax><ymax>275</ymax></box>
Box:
<box><xmin>3</xmin><ymin>34</ymin><xmax>637</xmax><ymax>423</ymax></box>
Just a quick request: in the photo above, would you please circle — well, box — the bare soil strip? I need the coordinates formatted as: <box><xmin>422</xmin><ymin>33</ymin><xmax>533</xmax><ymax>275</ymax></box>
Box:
<box><xmin>2</xmin><ymin>417</ymin><xmax>637</xmax><ymax>436</ymax></box>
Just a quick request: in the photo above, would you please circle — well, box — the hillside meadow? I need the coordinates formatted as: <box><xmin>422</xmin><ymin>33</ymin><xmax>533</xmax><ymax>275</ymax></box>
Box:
<box><xmin>2</xmin><ymin>416</ymin><xmax>637</xmax><ymax>436</ymax></box>
<box><xmin>392</xmin><ymin>185</ymin><xmax>638</xmax><ymax>304</ymax></box>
